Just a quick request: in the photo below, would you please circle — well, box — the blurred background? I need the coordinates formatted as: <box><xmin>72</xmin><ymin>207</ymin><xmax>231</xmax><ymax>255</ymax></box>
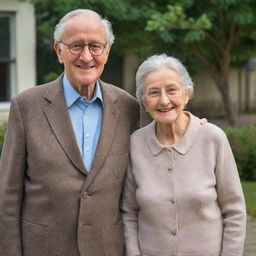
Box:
<box><xmin>0</xmin><ymin>0</ymin><xmax>256</xmax><ymax>254</ymax></box>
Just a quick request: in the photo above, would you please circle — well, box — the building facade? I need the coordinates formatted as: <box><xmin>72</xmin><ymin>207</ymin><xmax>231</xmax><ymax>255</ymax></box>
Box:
<box><xmin>0</xmin><ymin>0</ymin><xmax>36</xmax><ymax>119</ymax></box>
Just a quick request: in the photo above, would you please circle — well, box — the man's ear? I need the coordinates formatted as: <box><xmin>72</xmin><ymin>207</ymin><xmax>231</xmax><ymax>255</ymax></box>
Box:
<box><xmin>54</xmin><ymin>42</ymin><xmax>64</xmax><ymax>64</ymax></box>
<box><xmin>106</xmin><ymin>44</ymin><xmax>112</xmax><ymax>55</ymax></box>
<box><xmin>103</xmin><ymin>44</ymin><xmax>112</xmax><ymax>64</ymax></box>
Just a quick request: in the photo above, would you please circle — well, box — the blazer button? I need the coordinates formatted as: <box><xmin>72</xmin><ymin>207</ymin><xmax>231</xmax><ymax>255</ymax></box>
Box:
<box><xmin>82</xmin><ymin>191</ymin><xmax>89</xmax><ymax>199</ymax></box>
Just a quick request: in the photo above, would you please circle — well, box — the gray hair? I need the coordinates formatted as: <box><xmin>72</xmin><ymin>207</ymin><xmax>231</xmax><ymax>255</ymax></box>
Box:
<box><xmin>136</xmin><ymin>54</ymin><xmax>194</xmax><ymax>104</ymax></box>
<box><xmin>53</xmin><ymin>9</ymin><xmax>115</xmax><ymax>44</ymax></box>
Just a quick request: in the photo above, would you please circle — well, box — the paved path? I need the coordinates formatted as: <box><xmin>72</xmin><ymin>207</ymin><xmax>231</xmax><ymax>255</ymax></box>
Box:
<box><xmin>244</xmin><ymin>215</ymin><xmax>256</xmax><ymax>256</ymax></box>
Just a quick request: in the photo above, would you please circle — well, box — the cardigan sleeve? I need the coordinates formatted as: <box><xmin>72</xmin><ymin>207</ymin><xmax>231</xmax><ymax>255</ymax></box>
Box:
<box><xmin>215</xmin><ymin>131</ymin><xmax>246</xmax><ymax>256</ymax></box>
<box><xmin>0</xmin><ymin>98</ymin><xmax>26</xmax><ymax>256</ymax></box>
<box><xmin>121</xmin><ymin>158</ymin><xmax>141</xmax><ymax>256</ymax></box>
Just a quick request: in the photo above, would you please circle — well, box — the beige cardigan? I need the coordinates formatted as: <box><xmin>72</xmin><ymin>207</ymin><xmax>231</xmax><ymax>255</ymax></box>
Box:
<box><xmin>122</xmin><ymin>113</ymin><xmax>246</xmax><ymax>256</ymax></box>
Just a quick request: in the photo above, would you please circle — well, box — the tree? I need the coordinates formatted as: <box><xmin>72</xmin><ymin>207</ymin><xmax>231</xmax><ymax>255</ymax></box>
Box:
<box><xmin>146</xmin><ymin>0</ymin><xmax>256</xmax><ymax>126</ymax></box>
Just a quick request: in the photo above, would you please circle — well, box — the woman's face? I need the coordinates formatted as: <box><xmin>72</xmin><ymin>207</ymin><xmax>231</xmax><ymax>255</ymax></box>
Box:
<box><xmin>143</xmin><ymin>67</ymin><xmax>189</xmax><ymax>126</ymax></box>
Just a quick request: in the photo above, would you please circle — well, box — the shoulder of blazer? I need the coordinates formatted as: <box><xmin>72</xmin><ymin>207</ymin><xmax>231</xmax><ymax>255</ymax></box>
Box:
<box><xmin>13</xmin><ymin>75</ymin><xmax>64</xmax><ymax>104</ymax></box>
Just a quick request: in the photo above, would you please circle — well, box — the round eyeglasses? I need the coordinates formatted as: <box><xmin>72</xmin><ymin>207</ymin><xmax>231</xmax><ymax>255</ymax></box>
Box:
<box><xmin>144</xmin><ymin>86</ymin><xmax>183</xmax><ymax>102</ymax></box>
<box><xmin>60</xmin><ymin>41</ymin><xmax>107</xmax><ymax>56</ymax></box>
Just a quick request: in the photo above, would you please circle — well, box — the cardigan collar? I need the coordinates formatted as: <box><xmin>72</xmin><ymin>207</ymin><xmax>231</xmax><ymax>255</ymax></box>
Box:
<box><xmin>146</xmin><ymin>112</ymin><xmax>201</xmax><ymax>155</ymax></box>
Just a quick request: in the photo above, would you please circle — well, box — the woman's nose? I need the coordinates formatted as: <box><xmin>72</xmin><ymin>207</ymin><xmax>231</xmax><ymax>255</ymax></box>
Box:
<box><xmin>159</xmin><ymin>91</ymin><xmax>170</xmax><ymax>105</ymax></box>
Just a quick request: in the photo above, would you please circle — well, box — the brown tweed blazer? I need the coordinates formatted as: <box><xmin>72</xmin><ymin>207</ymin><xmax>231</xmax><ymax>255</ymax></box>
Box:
<box><xmin>0</xmin><ymin>76</ymin><xmax>140</xmax><ymax>256</ymax></box>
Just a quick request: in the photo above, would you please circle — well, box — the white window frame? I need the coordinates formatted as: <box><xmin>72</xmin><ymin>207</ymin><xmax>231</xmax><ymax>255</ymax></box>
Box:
<box><xmin>0</xmin><ymin>12</ymin><xmax>16</xmax><ymax>109</ymax></box>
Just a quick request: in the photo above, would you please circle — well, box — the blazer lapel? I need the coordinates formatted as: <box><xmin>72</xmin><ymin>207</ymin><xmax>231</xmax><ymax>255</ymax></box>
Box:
<box><xmin>43</xmin><ymin>76</ymin><xmax>86</xmax><ymax>175</ymax></box>
<box><xmin>83</xmin><ymin>81</ymin><xmax>119</xmax><ymax>187</ymax></box>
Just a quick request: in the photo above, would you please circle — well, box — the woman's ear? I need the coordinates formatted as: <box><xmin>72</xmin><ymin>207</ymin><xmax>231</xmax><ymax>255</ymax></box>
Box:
<box><xmin>184</xmin><ymin>90</ymin><xmax>189</xmax><ymax>105</ymax></box>
<box><xmin>141</xmin><ymin>99</ymin><xmax>148</xmax><ymax>112</ymax></box>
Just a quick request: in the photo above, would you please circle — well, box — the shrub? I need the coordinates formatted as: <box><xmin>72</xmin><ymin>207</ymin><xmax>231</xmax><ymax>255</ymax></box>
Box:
<box><xmin>0</xmin><ymin>121</ymin><xmax>7</xmax><ymax>154</ymax></box>
<box><xmin>225</xmin><ymin>127</ymin><xmax>256</xmax><ymax>181</ymax></box>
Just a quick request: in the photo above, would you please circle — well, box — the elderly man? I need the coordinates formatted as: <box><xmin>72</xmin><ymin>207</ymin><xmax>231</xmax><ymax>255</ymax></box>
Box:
<box><xmin>0</xmin><ymin>9</ymin><xmax>139</xmax><ymax>256</ymax></box>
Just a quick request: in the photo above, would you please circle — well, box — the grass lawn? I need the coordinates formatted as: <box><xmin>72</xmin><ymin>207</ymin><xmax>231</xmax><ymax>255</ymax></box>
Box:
<box><xmin>241</xmin><ymin>181</ymin><xmax>256</xmax><ymax>218</ymax></box>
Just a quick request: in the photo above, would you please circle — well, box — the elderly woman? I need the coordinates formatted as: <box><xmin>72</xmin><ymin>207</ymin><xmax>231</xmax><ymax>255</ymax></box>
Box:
<box><xmin>121</xmin><ymin>54</ymin><xmax>246</xmax><ymax>256</ymax></box>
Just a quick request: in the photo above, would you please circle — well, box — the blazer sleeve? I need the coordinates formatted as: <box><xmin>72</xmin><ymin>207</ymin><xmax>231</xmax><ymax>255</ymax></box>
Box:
<box><xmin>121</xmin><ymin>158</ymin><xmax>141</xmax><ymax>256</ymax></box>
<box><xmin>215</xmin><ymin>131</ymin><xmax>246</xmax><ymax>256</ymax></box>
<box><xmin>131</xmin><ymin>101</ymin><xmax>140</xmax><ymax>133</ymax></box>
<box><xmin>0</xmin><ymin>98</ymin><xmax>26</xmax><ymax>256</ymax></box>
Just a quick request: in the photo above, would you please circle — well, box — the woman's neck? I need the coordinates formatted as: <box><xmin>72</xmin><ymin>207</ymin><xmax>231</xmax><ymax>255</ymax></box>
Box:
<box><xmin>156</xmin><ymin>112</ymin><xmax>190</xmax><ymax>146</ymax></box>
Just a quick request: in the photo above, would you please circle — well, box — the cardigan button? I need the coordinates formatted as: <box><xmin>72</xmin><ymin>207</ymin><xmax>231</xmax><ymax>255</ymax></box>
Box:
<box><xmin>168</xmin><ymin>167</ymin><xmax>173</xmax><ymax>171</ymax></box>
<box><xmin>171</xmin><ymin>230</ymin><xmax>177</xmax><ymax>236</ymax></box>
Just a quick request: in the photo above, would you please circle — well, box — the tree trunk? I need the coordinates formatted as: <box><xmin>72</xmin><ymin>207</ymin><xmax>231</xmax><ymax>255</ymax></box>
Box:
<box><xmin>190</xmin><ymin>44</ymin><xmax>237</xmax><ymax>126</ymax></box>
<box><xmin>202</xmin><ymin>53</ymin><xmax>237</xmax><ymax>126</ymax></box>
<box><xmin>219</xmin><ymin>86</ymin><xmax>237</xmax><ymax>126</ymax></box>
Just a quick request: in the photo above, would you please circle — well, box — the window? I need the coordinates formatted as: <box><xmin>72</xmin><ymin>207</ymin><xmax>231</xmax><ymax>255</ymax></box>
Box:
<box><xmin>0</xmin><ymin>13</ymin><xmax>16</xmax><ymax>102</ymax></box>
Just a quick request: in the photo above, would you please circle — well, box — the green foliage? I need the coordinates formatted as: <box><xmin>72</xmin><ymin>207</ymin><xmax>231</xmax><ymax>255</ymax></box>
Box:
<box><xmin>184</xmin><ymin>30</ymin><xmax>204</xmax><ymax>42</ymax></box>
<box><xmin>146</xmin><ymin>0</ymin><xmax>256</xmax><ymax>65</ymax></box>
<box><xmin>225</xmin><ymin>127</ymin><xmax>256</xmax><ymax>181</ymax></box>
<box><xmin>241</xmin><ymin>181</ymin><xmax>256</xmax><ymax>217</ymax></box>
<box><xmin>0</xmin><ymin>122</ymin><xmax>7</xmax><ymax>154</ymax></box>
<box><xmin>147</xmin><ymin>4</ymin><xmax>212</xmax><ymax>34</ymax></box>
<box><xmin>146</xmin><ymin>0</ymin><xmax>256</xmax><ymax>125</ymax></box>
<box><xmin>43</xmin><ymin>72</ymin><xmax>59</xmax><ymax>83</ymax></box>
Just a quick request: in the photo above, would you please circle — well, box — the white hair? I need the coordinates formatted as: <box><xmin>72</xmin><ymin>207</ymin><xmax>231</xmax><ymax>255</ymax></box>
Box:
<box><xmin>53</xmin><ymin>9</ymin><xmax>115</xmax><ymax>44</ymax></box>
<box><xmin>136</xmin><ymin>54</ymin><xmax>194</xmax><ymax>104</ymax></box>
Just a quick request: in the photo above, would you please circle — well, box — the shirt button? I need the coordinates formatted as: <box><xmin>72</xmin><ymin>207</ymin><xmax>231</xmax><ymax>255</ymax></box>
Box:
<box><xmin>85</xmin><ymin>147</ymin><xmax>90</xmax><ymax>152</ymax></box>
<box><xmin>82</xmin><ymin>191</ymin><xmax>89</xmax><ymax>199</ymax></box>
<box><xmin>168</xmin><ymin>167</ymin><xmax>173</xmax><ymax>171</ymax></box>
<box><xmin>85</xmin><ymin>133</ymin><xmax>90</xmax><ymax>138</ymax></box>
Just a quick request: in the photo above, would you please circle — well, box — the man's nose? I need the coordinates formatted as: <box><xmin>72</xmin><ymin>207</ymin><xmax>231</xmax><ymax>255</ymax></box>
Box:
<box><xmin>79</xmin><ymin>45</ymin><xmax>93</xmax><ymax>61</ymax></box>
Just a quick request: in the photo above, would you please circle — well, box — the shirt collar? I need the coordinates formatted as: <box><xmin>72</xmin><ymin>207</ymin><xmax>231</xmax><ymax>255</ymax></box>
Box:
<box><xmin>63</xmin><ymin>73</ymin><xmax>104</xmax><ymax>108</ymax></box>
<box><xmin>146</xmin><ymin>112</ymin><xmax>201</xmax><ymax>155</ymax></box>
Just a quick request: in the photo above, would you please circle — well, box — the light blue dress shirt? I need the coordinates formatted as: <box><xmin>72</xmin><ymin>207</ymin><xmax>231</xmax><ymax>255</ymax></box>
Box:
<box><xmin>63</xmin><ymin>74</ymin><xmax>103</xmax><ymax>172</ymax></box>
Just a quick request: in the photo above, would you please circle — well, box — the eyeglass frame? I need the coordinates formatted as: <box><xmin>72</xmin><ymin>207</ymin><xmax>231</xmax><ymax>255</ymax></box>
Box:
<box><xmin>58</xmin><ymin>41</ymin><xmax>108</xmax><ymax>56</ymax></box>
<box><xmin>143</xmin><ymin>86</ymin><xmax>184</xmax><ymax>102</ymax></box>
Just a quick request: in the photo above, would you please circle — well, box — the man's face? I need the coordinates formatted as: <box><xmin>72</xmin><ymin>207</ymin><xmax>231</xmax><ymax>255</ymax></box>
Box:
<box><xmin>54</xmin><ymin>14</ymin><xmax>111</xmax><ymax>92</ymax></box>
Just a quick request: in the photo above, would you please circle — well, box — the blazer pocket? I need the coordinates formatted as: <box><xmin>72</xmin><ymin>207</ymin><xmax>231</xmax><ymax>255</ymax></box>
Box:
<box><xmin>112</xmin><ymin>152</ymin><xmax>129</xmax><ymax>179</ymax></box>
<box><xmin>21</xmin><ymin>219</ymin><xmax>49</xmax><ymax>256</ymax></box>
